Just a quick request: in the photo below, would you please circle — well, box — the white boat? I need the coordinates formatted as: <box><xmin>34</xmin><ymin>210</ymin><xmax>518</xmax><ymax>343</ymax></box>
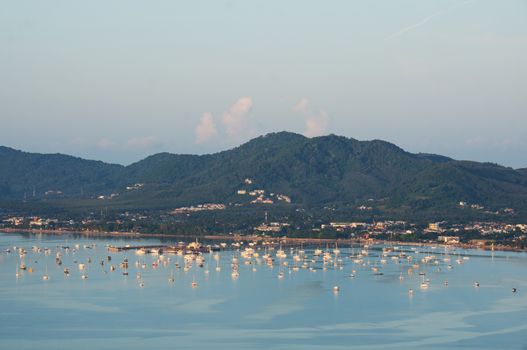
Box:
<box><xmin>420</xmin><ymin>276</ymin><xmax>429</xmax><ymax>289</ymax></box>
<box><xmin>333</xmin><ymin>242</ymin><xmax>340</xmax><ymax>256</ymax></box>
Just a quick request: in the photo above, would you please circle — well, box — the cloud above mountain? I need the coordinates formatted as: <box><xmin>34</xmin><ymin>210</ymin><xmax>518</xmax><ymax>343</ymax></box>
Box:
<box><xmin>221</xmin><ymin>97</ymin><xmax>253</xmax><ymax>138</ymax></box>
<box><xmin>195</xmin><ymin>112</ymin><xmax>218</xmax><ymax>144</ymax></box>
<box><xmin>293</xmin><ymin>98</ymin><xmax>330</xmax><ymax>137</ymax></box>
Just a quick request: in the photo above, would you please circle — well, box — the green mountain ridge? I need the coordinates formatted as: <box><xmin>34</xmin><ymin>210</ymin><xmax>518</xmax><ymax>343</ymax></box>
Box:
<box><xmin>1</xmin><ymin>132</ymin><xmax>526</xmax><ymax>218</ymax></box>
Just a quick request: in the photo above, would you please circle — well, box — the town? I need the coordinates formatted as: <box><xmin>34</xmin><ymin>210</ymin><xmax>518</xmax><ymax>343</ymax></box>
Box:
<box><xmin>2</xmin><ymin>206</ymin><xmax>526</xmax><ymax>251</ymax></box>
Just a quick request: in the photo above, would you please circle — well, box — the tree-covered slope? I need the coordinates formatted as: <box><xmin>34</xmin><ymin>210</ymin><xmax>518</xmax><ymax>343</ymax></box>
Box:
<box><xmin>0</xmin><ymin>133</ymin><xmax>526</xmax><ymax>216</ymax></box>
<box><xmin>0</xmin><ymin>146</ymin><xmax>123</xmax><ymax>199</ymax></box>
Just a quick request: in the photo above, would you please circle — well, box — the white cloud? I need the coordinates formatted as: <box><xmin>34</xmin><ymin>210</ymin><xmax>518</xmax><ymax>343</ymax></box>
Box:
<box><xmin>221</xmin><ymin>97</ymin><xmax>253</xmax><ymax>138</ymax></box>
<box><xmin>70</xmin><ymin>137</ymin><xmax>87</xmax><ymax>146</ymax></box>
<box><xmin>96</xmin><ymin>138</ymin><xmax>114</xmax><ymax>149</ymax></box>
<box><xmin>304</xmin><ymin>111</ymin><xmax>329</xmax><ymax>138</ymax></box>
<box><xmin>293</xmin><ymin>97</ymin><xmax>309</xmax><ymax>113</ymax></box>
<box><xmin>126</xmin><ymin>136</ymin><xmax>160</xmax><ymax>149</ymax></box>
<box><xmin>293</xmin><ymin>97</ymin><xmax>330</xmax><ymax>137</ymax></box>
<box><xmin>195</xmin><ymin>112</ymin><xmax>218</xmax><ymax>144</ymax></box>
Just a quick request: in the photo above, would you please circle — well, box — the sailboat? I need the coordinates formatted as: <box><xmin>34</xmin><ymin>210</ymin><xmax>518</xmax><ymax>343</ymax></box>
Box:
<box><xmin>333</xmin><ymin>242</ymin><xmax>340</xmax><ymax>256</ymax></box>
<box><xmin>42</xmin><ymin>265</ymin><xmax>50</xmax><ymax>280</ymax></box>
<box><xmin>420</xmin><ymin>275</ymin><xmax>429</xmax><ymax>289</ymax></box>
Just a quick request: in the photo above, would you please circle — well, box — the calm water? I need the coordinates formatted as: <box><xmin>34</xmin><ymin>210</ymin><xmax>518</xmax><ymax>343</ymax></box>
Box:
<box><xmin>1</xmin><ymin>232</ymin><xmax>527</xmax><ymax>350</ymax></box>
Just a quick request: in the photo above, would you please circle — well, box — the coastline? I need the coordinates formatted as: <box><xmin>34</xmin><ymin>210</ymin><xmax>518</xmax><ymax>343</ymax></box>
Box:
<box><xmin>0</xmin><ymin>228</ymin><xmax>523</xmax><ymax>253</ymax></box>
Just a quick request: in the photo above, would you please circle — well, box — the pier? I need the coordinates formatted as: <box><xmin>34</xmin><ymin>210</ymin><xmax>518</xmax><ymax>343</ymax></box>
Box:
<box><xmin>107</xmin><ymin>244</ymin><xmax>220</xmax><ymax>254</ymax></box>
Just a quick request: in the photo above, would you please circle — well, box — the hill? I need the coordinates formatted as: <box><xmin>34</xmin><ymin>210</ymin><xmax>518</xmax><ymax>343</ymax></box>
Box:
<box><xmin>1</xmin><ymin>132</ymin><xmax>526</xmax><ymax>219</ymax></box>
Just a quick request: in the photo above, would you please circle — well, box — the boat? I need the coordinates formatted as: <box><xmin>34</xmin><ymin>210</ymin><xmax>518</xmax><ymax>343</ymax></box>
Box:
<box><xmin>420</xmin><ymin>276</ymin><xmax>429</xmax><ymax>289</ymax></box>
<box><xmin>333</xmin><ymin>242</ymin><xmax>340</xmax><ymax>256</ymax></box>
<box><xmin>42</xmin><ymin>274</ymin><xmax>49</xmax><ymax>281</ymax></box>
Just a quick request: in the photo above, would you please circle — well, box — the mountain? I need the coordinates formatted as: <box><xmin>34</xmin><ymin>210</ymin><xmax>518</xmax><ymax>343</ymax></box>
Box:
<box><xmin>0</xmin><ymin>146</ymin><xmax>123</xmax><ymax>199</ymax></box>
<box><xmin>1</xmin><ymin>133</ymin><xmax>526</xmax><ymax>218</ymax></box>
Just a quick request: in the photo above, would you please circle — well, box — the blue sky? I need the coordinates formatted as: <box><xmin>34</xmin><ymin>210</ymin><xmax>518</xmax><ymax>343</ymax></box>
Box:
<box><xmin>1</xmin><ymin>0</ymin><xmax>526</xmax><ymax>167</ymax></box>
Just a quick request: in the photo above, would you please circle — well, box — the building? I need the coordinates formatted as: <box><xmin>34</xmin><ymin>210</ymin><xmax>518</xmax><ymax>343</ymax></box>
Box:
<box><xmin>437</xmin><ymin>236</ymin><xmax>460</xmax><ymax>244</ymax></box>
<box><xmin>428</xmin><ymin>223</ymin><xmax>440</xmax><ymax>232</ymax></box>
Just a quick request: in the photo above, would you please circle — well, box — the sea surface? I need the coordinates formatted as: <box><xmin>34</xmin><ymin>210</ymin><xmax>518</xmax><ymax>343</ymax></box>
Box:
<box><xmin>1</xmin><ymin>231</ymin><xmax>527</xmax><ymax>350</ymax></box>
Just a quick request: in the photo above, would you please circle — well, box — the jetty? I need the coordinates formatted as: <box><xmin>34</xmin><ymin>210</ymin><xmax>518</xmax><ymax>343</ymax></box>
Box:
<box><xmin>107</xmin><ymin>244</ymin><xmax>220</xmax><ymax>254</ymax></box>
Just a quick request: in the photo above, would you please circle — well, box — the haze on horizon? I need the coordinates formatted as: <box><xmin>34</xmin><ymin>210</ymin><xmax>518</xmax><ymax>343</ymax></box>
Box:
<box><xmin>1</xmin><ymin>0</ymin><xmax>526</xmax><ymax>168</ymax></box>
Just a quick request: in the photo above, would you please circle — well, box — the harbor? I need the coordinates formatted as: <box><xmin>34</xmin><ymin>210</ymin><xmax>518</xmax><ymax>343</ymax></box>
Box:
<box><xmin>2</xmin><ymin>230</ymin><xmax>527</xmax><ymax>349</ymax></box>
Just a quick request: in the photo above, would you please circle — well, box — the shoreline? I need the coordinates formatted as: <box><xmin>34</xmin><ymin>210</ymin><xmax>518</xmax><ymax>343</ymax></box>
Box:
<box><xmin>0</xmin><ymin>228</ymin><xmax>524</xmax><ymax>253</ymax></box>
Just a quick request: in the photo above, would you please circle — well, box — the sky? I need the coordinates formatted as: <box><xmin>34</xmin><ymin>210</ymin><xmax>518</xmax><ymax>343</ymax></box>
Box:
<box><xmin>1</xmin><ymin>0</ymin><xmax>526</xmax><ymax>167</ymax></box>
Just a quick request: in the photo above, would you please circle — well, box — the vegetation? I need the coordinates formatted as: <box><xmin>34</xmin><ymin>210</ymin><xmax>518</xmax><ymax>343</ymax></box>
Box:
<box><xmin>1</xmin><ymin>132</ymin><xmax>526</xmax><ymax>221</ymax></box>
